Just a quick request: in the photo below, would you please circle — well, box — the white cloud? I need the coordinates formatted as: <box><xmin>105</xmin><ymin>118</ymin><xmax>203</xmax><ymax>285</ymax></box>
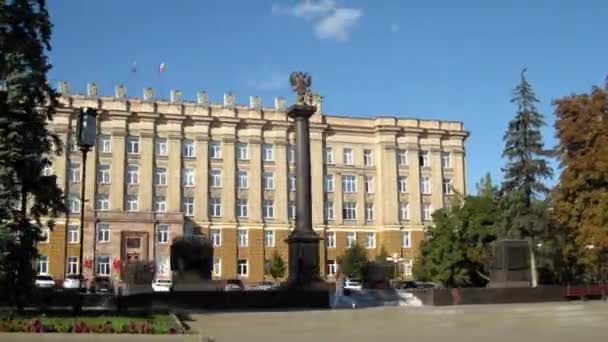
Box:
<box><xmin>272</xmin><ymin>1</ymin><xmax>363</xmax><ymax>41</ymax></box>
<box><xmin>390</xmin><ymin>23</ymin><xmax>400</xmax><ymax>33</ymax></box>
<box><xmin>249</xmin><ymin>71</ymin><xmax>287</xmax><ymax>91</ymax></box>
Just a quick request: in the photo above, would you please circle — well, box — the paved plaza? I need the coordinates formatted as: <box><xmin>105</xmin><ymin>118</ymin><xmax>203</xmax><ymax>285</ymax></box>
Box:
<box><xmin>189</xmin><ymin>301</ymin><xmax>608</xmax><ymax>342</ymax></box>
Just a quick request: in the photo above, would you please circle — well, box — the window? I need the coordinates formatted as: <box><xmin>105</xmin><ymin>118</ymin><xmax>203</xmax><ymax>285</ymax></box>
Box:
<box><xmin>67</xmin><ymin>256</ymin><xmax>78</xmax><ymax>275</ymax></box>
<box><xmin>327</xmin><ymin>260</ymin><xmax>337</xmax><ymax>276</ymax></box>
<box><xmin>126</xmin><ymin>237</ymin><xmax>141</xmax><ymax>248</ymax></box>
<box><xmin>209</xmin><ymin>198</ymin><xmax>221</xmax><ymax>217</ymax></box>
<box><xmin>40</xmin><ymin>226</ymin><xmax>50</xmax><ymax>243</ymax></box>
<box><xmin>324</xmin><ymin>175</ymin><xmax>334</xmax><ymax>192</ymax></box>
<box><xmin>155</xmin><ymin>137</ymin><xmax>168</xmax><ymax>156</ymax></box>
<box><xmin>154</xmin><ymin>196</ymin><xmax>166</xmax><ymax>213</ymax></box>
<box><xmin>342</xmin><ymin>175</ymin><xmax>356</xmax><ymax>193</ymax></box>
<box><xmin>99</xmin><ymin>134</ymin><xmax>111</xmax><ymax>153</ymax></box>
<box><xmin>237</xmin><ymin>259</ymin><xmax>248</xmax><ymax>277</ymax></box>
<box><xmin>289</xmin><ymin>174</ymin><xmax>296</xmax><ymax>191</ymax></box>
<box><xmin>238</xmin><ymin>229</ymin><xmax>248</xmax><ymax>247</ymax></box>
<box><xmin>264</xmin><ymin>230</ymin><xmax>275</xmax><ymax>247</ymax></box>
<box><xmin>397</xmin><ymin>149</ymin><xmax>407</xmax><ymax>166</ymax></box>
<box><xmin>363</xmin><ymin>149</ymin><xmax>373</xmax><ymax>166</ymax></box>
<box><xmin>264</xmin><ymin>259</ymin><xmax>271</xmax><ymax>276</ymax></box>
<box><xmin>237</xmin><ymin>143</ymin><xmax>248</xmax><ymax>160</ymax></box>
<box><xmin>364</xmin><ymin>176</ymin><xmax>374</xmax><ymax>193</ymax></box>
<box><xmin>126</xmin><ymin>195</ymin><xmax>138</xmax><ymax>212</ymax></box>
<box><xmin>213</xmin><ymin>257</ymin><xmax>221</xmax><ymax>277</ymax></box>
<box><xmin>183</xmin><ymin>139</ymin><xmax>195</xmax><ymax>158</ymax></box>
<box><xmin>419</xmin><ymin>151</ymin><xmax>429</xmax><ymax>167</ymax></box>
<box><xmin>156</xmin><ymin>224</ymin><xmax>169</xmax><ymax>243</ymax></box>
<box><xmin>422</xmin><ymin>203</ymin><xmax>432</xmax><ymax>221</ymax></box>
<box><xmin>95</xmin><ymin>255</ymin><xmax>110</xmax><ymax>276</ymax></box>
<box><xmin>70</xmin><ymin>134</ymin><xmax>79</xmax><ymax>152</ymax></box>
<box><xmin>69</xmin><ymin>163</ymin><xmax>81</xmax><ymax>182</ymax></box>
<box><xmin>209</xmin><ymin>140</ymin><xmax>222</xmax><ymax>159</ymax></box>
<box><xmin>398</xmin><ymin>176</ymin><xmax>408</xmax><ymax>193</ymax></box>
<box><xmin>210</xmin><ymin>169</ymin><xmax>222</xmax><ymax>188</ymax></box>
<box><xmin>37</xmin><ymin>255</ymin><xmax>48</xmax><ymax>275</ymax></box>
<box><xmin>365</xmin><ymin>232</ymin><xmax>376</xmax><ymax>249</ymax></box>
<box><xmin>324</xmin><ymin>201</ymin><xmax>334</xmax><ymax>220</ymax></box>
<box><xmin>263</xmin><ymin>172</ymin><xmax>274</xmax><ymax>190</ymax></box>
<box><xmin>97</xmin><ymin>165</ymin><xmax>110</xmax><ymax>184</ymax></box>
<box><xmin>399</xmin><ymin>202</ymin><xmax>410</xmax><ymax>221</ymax></box>
<box><xmin>262</xmin><ymin>144</ymin><xmax>274</xmax><ymax>161</ymax></box>
<box><xmin>324</xmin><ymin>147</ymin><xmax>334</xmax><ymax>164</ymax></box>
<box><xmin>67</xmin><ymin>225</ymin><xmax>79</xmax><ymax>243</ymax></box>
<box><xmin>182</xmin><ymin>168</ymin><xmax>194</xmax><ymax>187</ymax></box>
<box><xmin>126</xmin><ymin>165</ymin><xmax>139</xmax><ymax>185</ymax></box>
<box><xmin>365</xmin><ymin>204</ymin><xmax>374</xmax><ymax>222</ymax></box>
<box><xmin>183</xmin><ymin>197</ymin><xmax>194</xmax><ymax>217</ymax></box>
<box><xmin>403</xmin><ymin>260</ymin><xmax>413</xmax><ymax>277</ymax></box>
<box><xmin>441</xmin><ymin>152</ymin><xmax>451</xmax><ymax>168</ymax></box>
<box><xmin>288</xmin><ymin>201</ymin><xmax>296</xmax><ymax>220</ymax></box>
<box><xmin>237</xmin><ymin>199</ymin><xmax>248</xmax><ymax>218</ymax></box>
<box><xmin>343</xmin><ymin>148</ymin><xmax>354</xmax><ymax>165</ymax></box>
<box><xmin>402</xmin><ymin>231</ymin><xmax>411</xmax><ymax>248</ymax></box>
<box><xmin>443</xmin><ymin>178</ymin><xmax>454</xmax><ymax>194</ymax></box>
<box><xmin>97</xmin><ymin>223</ymin><xmax>110</xmax><ymax>243</ymax></box>
<box><xmin>211</xmin><ymin>229</ymin><xmax>221</xmax><ymax>247</ymax></box>
<box><xmin>68</xmin><ymin>195</ymin><xmax>80</xmax><ymax>214</ymax></box>
<box><xmin>96</xmin><ymin>194</ymin><xmax>109</xmax><ymax>211</ymax></box>
<box><xmin>263</xmin><ymin>200</ymin><xmax>274</xmax><ymax>219</ymax></box>
<box><xmin>343</xmin><ymin>202</ymin><xmax>356</xmax><ymax>220</ymax></box>
<box><xmin>325</xmin><ymin>232</ymin><xmax>336</xmax><ymax>248</ymax></box>
<box><xmin>127</xmin><ymin>135</ymin><xmax>139</xmax><ymax>154</ymax></box>
<box><xmin>346</xmin><ymin>232</ymin><xmax>356</xmax><ymax>248</ymax></box>
<box><xmin>154</xmin><ymin>167</ymin><xmax>167</xmax><ymax>186</ymax></box>
<box><xmin>288</xmin><ymin>145</ymin><xmax>296</xmax><ymax>163</ymax></box>
<box><xmin>237</xmin><ymin>170</ymin><xmax>248</xmax><ymax>189</ymax></box>
<box><xmin>421</xmin><ymin>177</ymin><xmax>431</xmax><ymax>194</ymax></box>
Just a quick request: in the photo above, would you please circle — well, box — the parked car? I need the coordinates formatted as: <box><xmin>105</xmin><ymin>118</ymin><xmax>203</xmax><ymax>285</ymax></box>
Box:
<box><xmin>34</xmin><ymin>275</ymin><xmax>55</xmax><ymax>289</ymax></box>
<box><xmin>224</xmin><ymin>279</ymin><xmax>244</xmax><ymax>291</ymax></box>
<box><xmin>393</xmin><ymin>280</ymin><xmax>417</xmax><ymax>289</ymax></box>
<box><xmin>89</xmin><ymin>276</ymin><xmax>113</xmax><ymax>294</ymax></box>
<box><xmin>415</xmin><ymin>281</ymin><xmax>439</xmax><ymax>289</ymax></box>
<box><xmin>344</xmin><ymin>277</ymin><xmax>363</xmax><ymax>291</ymax></box>
<box><xmin>249</xmin><ymin>281</ymin><xmax>276</xmax><ymax>291</ymax></box>
<box><xmin>63</xmin><ymin>274</ymin><xmax>85</xmax><ymax>291</ymax></box>
<box><xmin>152</xmin><ymin>279</ymin><xmax>173</xmax><ymax>292</ymax></box>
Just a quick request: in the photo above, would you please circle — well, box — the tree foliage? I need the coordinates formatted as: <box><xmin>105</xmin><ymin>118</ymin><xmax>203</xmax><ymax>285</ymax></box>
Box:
<box><xmin>552</xmin><ymin>83</ymin><xmax>608</xmax><ymax>282</ymax></box>
<box><xmin>340</xmin><ymin>244</ymin><xmax>368</xmax><ymax>278</ymax></box>
<box><xmin>269</xmin><ymin>250</ymin><xmax>286</xmax><ymax>281</ymax></box>
<box><xmin>413</xmin><ymin>193</ymin><xmax>497</xmax><ymax>288</ymax></box>
<box><xmin>0</xmin><ymin>0</ymin><xmax>64</xmax><ymax>309</ymax></box>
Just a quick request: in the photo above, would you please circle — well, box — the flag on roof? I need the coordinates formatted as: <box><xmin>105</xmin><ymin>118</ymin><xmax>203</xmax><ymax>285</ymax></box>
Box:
<box><xmin>159</xmin><ymin>62</ymin><xmax>166</xmax><ymax>73</ymax></box>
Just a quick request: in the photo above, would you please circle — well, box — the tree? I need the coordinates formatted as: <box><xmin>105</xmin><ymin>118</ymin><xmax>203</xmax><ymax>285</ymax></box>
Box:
<box><xmin>0</xmin><ymin>0</ymin><xmax>64</xmax><ymax>309</ymax></box>
<box><xmin>268</xmin><ymin>250</ymin><xmax>286</xmax><ymax>281</ymax></box>
<box><xmin>413</xmin><ymin>191</ymin><xmax>497</xmax><ymax>288</ymax></box>
<box><xmin>552</xmin><ymin>82</ymin><xmax>608</xmax><ymax>283</ymax></box>
<box><xmin>340</xmin><ymin>244</ymin><xmax>368</xmax><ymax>278</ymax></box>
<box><xmin>476</xmin><ymin>172</ymin><xmax>497</xmax><ymax>199</ymax></box>
<box><xmin>498</xmin><ymin>68</ymin><xmax>553</xmax><ymax>286</ymax></box>
<box><xmin>375</xmin><ymin>245</ymin><xmax>395</xmax><ymax>279</ymax></box>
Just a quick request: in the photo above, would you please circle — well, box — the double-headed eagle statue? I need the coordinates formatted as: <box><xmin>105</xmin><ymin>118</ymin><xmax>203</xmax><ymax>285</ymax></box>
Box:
<box><xmin>289</xmin><ymin>71</ymin><xmax>313</xmax><ymax>105</ymax></box>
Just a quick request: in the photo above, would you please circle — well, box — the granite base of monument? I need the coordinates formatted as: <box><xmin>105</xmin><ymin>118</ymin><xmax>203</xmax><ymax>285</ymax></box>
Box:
<box><xmin>489</xmin><ymin>239</ymin><xmax>531</xmax><ymax>288</ymax></box>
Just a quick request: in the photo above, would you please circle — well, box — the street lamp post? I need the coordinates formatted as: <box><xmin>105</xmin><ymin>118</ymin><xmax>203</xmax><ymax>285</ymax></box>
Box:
<box><xmin>387</xmin><ymin>252</ymin><xmax>404</xmax><ymax>280</ymax></box>
<box><xmin>76</xmin><ymin>107</ymin><xmax>97</xmax><ymax>281</ymax></box>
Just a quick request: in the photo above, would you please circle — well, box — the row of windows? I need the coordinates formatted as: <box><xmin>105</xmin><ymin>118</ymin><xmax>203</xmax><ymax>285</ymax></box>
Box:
<box><xmin>92</xmin><ymin>223</ymin><xmax>169</xmax><ymax>244</ymax></box>
<box><xmin>36</xmin><ymin>255</ymin><xmax>80</xmax><ymax>275</ymax></box>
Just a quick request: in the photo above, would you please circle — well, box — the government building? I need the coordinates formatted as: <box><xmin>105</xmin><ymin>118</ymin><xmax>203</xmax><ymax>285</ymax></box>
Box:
<box><xmin>37</xmin><ymin>82</ymin><xmax>468</xmax><ymax>284</ymax></box>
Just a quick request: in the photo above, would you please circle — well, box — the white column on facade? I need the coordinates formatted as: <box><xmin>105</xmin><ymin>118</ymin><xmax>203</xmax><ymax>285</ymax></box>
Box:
<box><xmin>274</xmin><ymin>140</ymin><xmax>288</xmax><ymax>223</ymax></box>
<box><xmin>222</xmin><ymin>135</ymin><xmax>236</xmax><ymax>221</ymax></box>
<box><xmin>139</xmin><ymin>126</ymin><xmax>155</xmax><ymax>212</ymax></box>
<box><xmin>249</xmin><ymin>135</ymin><xmax>263</xmax><ymax>223</ymax></box>
<box><xmin>430</xmin><ymin>147</ymin><xmax>444</xmax><ymax>210</ymax></box>
<box><xmin>310</xmin><ymin>129</ymin><xmax>325</xmax><ymax>226</ymax></box>
<box><xmin>194</xmin><ymin>128</ymin><xmax>210</xmax><ymax>222</ymax></box>
<box><xmin>452</xmin><ymin>147</ymin><xmax>466</xmax><ymax>195</ymax></box>
<box><xmin>406</xmin><ymin>143</ymin><xmax>422</xmax><ymax>224</ymax></box>
<box><xmin>335</xmin><ymin>171</ymin><xmax>343</xmax><ymax>225</ymax></box>
<box><xmin>166</xmin><ymin>133</ymin><xmax>182</xmax><ymax>212</ymax></box>
<box><xmin>377</xmin><ymin>131</ymin><xmax>399</xmax><ymax>226</ymax></box>
<box><xmin>356</xmin><ymin>174</ymin><xmax>366</xmax><ymax>225</ymax></box>
<box><xmin>109</xmin><ymin>125</ymin><xmax>126</xmax><ymax>210</ymax></box>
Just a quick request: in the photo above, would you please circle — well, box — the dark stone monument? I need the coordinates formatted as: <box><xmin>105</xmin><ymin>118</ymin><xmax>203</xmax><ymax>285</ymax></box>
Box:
<box><xmin>285</xmin><ymin>72</ymin><xmax>323</xmax><ymax>288</ymax></box>
<box><xmin>489</xmin><ymin>239</ymin><xmax>531</xmax><ymax>288</ymax></box>
<box><xmin>170</xmin><ymin>235</ymin><xmax>215</xmax><ymax>291</ymax></box>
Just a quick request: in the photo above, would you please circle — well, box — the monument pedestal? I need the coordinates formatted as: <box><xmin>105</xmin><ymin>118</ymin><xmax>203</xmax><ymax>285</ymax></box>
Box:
<box><xmin>286</xmin><ymin>231</ymin><xmax>322</xmax><ymax>288</ymax></box>
<box><xmin>489</xmin><ymin>239</ymin><xmax>531</xmax><ymax>288</ymax></box>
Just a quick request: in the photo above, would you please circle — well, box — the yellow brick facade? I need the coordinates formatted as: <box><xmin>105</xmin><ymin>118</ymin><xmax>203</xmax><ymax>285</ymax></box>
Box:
<box><xmin>39</xmin><ymin>83</ymin><xmax>468</xmax><ymax>284</ymax></box>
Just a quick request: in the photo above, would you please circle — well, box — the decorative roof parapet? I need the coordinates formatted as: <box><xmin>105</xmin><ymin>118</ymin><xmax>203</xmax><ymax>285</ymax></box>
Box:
<box><xmin>223</xmin><ymin>92</ymin><xmax>235</xmax><ymax>108</ymax></box>
<box><xmin>170</xmin><ymin>89</ymin><xmax>182</xmax><ymax>103</ymax></box>
<box><xmin>197</xmin><ymin>91</ymin><xmax>208</xmax><ymax>106</ymax></box>
<box><xmin>143</xmin><ymin>87</ymin><xmax>154</xmax><ymax>101</ymax></box>
<box><xmin>249</xmin><ymin>96</ymin><xmax>261</xmax><ymax>110</ymax></box>
<box><xmin>115</xmin><ymin>84</ymin><xmax>127</xmax><ymax>98</ymax></box>
<box><xmin>58</xmin><ymin>80</ymin><xmax>69</xmax><ymax>94</ymax></box>
<box><xmin>86</xmin><ymin>82</ymin><xmax>98</xmax><ymax>97</ymax></box>
<box><xmin>274</xmin><ymin>97</ymin><xmax>286</xmax><ymax>111</ymax></box>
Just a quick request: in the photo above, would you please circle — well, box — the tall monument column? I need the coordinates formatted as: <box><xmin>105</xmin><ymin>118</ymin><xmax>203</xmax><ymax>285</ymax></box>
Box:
<box><xmin>286</xmin><ymin>72</ymin><xmax>322</xmax><ymax>287</ymax></box>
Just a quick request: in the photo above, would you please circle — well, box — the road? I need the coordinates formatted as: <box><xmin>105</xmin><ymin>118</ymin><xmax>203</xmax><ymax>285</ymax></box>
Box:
<box><xmin>188</xmin><ymin>301</ymin><xmax>608</xmax><ymax>342</ymax></box>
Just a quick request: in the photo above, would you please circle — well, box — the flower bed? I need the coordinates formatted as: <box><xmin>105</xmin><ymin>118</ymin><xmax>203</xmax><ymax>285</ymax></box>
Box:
<box><xmin>0</xmin><ymin>314</ymin><xmax>187</xmax><ymax>334</ymax></box>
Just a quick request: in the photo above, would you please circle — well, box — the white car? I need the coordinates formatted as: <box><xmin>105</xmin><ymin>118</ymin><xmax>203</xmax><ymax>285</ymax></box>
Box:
<box><xmin>63</xmin><ymin>274</ymin><xmax>84</xmax><ymax>290</ymax></box>
<box><xmin>344</xmin><ymin>278</ymin><xmax>362</xmax><ymax>291</ymax></box>
<box><xmin>152</xmin><ymin>279</ymin><xmax>173</xmax><ymax>292</ymax></box>
<box><xmin>35</xmin><ymin>275</ymin><xmax>55</xmax><ymax>289</ymax></box>
<box><xmin>249</xmin><ymin>281</ymin><xmax>276</xmax><ymax>291</ymax></box>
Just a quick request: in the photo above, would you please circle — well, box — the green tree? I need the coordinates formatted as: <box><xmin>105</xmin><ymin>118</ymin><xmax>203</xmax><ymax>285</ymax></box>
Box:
<box><xmin>340</xmin><ymin>244</ymin><xmax>368</xmax><ymax>278</ymax></box>
<box><xmin>0</xmin><ymin>0</ymin><xmax>64</xmax><ymax>310</ymax></box>
<box><xmin>476</xmin><ymin>172</ymin><xmax>497</xmax><ymax>199</ymax></box>
<box><xmin>413</xmin><ymin>192</ymin><xmax>497</xmax><ymax>287</ymax></box>
<box><xmin>552</xmin><ymin>82</ymin><xmax>608</xmax><ymax>283</ymax></box>
<box><xmin>268</xmin><ymin>250</ymin><xmax>286</xmax><ymax>281</ymax></box>
<box><xmin>498</xmin><ymin>68</ymin><xmax>553</xmax><ymax>286</ymax></box>
<box><xmin>375</xmin><ymin>245</ymin><xmax>395</xmax><ymax>279</ymax></box>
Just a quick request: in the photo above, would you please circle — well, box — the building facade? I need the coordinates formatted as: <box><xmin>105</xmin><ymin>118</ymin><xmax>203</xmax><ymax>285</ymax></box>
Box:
<box><xmin>37</xmin><ymin>82</ymin><xmax>468</xmax><ymax>284</ymax></box>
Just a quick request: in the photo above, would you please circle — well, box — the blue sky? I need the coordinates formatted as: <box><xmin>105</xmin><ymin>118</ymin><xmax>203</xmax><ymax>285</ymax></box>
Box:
<box><xmin>47</xmin><ymin>0</ymin><xmax>608</xmax><ymax>194</ymax></box>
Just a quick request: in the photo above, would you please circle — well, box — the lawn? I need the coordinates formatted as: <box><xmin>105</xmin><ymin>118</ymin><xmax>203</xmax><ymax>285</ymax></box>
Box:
<box><xmin>0</xmin><ymin>312</ymin><xmax>186</xmax><ymax>334</ymax></box>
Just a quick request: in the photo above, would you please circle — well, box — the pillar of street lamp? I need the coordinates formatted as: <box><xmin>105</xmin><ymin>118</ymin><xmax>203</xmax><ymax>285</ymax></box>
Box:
<box><xmin>285</xmin><ymin>72</ymin><xmax>322</xmax><ymax>288</ymax></box>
